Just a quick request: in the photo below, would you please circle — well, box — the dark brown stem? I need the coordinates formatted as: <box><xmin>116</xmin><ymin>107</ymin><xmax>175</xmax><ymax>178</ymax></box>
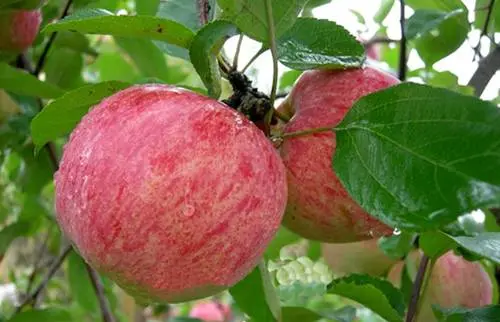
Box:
<box><xmin>197</xmin><ymin>0</ymin><xmax>210</xmax><ymax>26</ymax></box>
<box><xmin>405</xmin><ymin>254</ymin><xmax>430</xmax><ymax>322</ymax></box>
<box><xmin>33</xmin><ymin>0</ymin><xmax>73</xmax><ymax>76</ymax></box>
<box><xmin>85</xmin><ymin>264</ymin><xmax>117</xmax><ymax>322</ymax></box>
<box><xmin>468</xmin><ymin>46</ymin><xmax>500</xmax><ymax>96</ymax></box>
<box><xmin>398</xmin><ymin>0</ymin><xmax>407</xmax><ymax>81</ymax></box>
<box><xmin>15</xmin><ymin>244</ymin><xmax>73</xmax><ymax>312</ymax></box>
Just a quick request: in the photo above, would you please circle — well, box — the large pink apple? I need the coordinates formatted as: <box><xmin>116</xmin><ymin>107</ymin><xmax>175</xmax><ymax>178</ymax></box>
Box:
<box><xmin>322</xmin><ymin>238</ymin><xmax>397</xmax><ymax>276</ymax></box>
<box><xmin>55</xmin><ymin>84</ymin><xmax>287</xmax><ymax>303</ymax></box>
<box><xmin>189</xmin><ymin>301</ymin><xmax>231</xmax><ymax>322</ymax></box>
<box><xmin>0</xmin><ymin>9</ymin><xmax>41</xmax><ymax>52</ymax></box>
<box><xmin>388</xmin><ymin>251</ymin><xmax>494</xmax><ymax>322</ymax></box>
<box><xmin>278</xmin><ymin>67</ymin><xmax>399</xmax><ymax>242</ymax></box>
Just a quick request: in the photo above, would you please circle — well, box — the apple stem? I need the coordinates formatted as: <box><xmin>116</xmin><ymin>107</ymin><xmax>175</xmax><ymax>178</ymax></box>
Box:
<box><xmin>232</xmin><ymin>34</ymin><xmax>244</xmax><ymax>70</ymax></box>
<box><xmin>282</xmin><ymin>127</ymin><xmax>333</xmax><ymax>139</ymax></box>
<box><xmin>405</xmin><ymin>254</ymin><xmax>430</xmax><ymax>322</ymax></box>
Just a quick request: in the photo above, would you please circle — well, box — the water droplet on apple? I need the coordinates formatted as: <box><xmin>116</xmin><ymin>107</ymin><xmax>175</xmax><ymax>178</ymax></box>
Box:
<box><xmin>183</xmin><ymin>204</ymin><xmax>195</xmax><ymax>217</ymax></box>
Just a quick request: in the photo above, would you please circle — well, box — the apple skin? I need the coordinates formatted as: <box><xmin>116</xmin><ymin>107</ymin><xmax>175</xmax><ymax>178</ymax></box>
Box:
<box><xmin>189</xmin><ymin>301</ymin><xmax>231</xmax><ymax>322</ymax></box>
<box><xmin>0</xmin><ymin>9</ymin><xmax>42</xmax><ymax>52</ymax></box>
<box><xmin>55</xmin><ymin>84</ymin><xmax>287</xmax><ymax>303</ymax></box>
<box><xmin>322</xmin><ymin>239</ymin><xmax>397</xmax><ymax>276</ymax></box>
<box><xmin>278</xmin><ymin>67</ymin><xmax>399</xmax><ymax>242</ymax></box>
<box><xmin>388</xmin><ymin>251</ymin><xmax>493</xmax><ymax>322</ymax></box>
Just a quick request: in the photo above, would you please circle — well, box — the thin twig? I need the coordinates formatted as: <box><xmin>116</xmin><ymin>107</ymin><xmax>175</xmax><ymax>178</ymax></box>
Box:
<box><xmin>33</xmin><ymin>0</ymin><xmax>73</xmax><ymax>76</ymax></box>
<box><xmin>241</xmin><ymin>47</ymin><xmax>267</xmax><ymax>73</ymax></box>
<box><xmin>85</xmin><ymin>264</ymin><xmax>117</xmax><ymax>322</ymax></box>
<box><xmin>197</xmin><ymin>0</ymin><xmax>210</xmax><ymax>26</ymax></box>
<box><xmin>365</xmin><ymin>36</ymin><xmax>400</xmax><ymax>47</ymax></box>
<box><xmin>473</xmin><ymin>0</ymin><xmax>496</xmax><ymax>59</ymax></box>
<box><xmin>398</xmin><ymin>0</ymin><xmax>407</xmax><ymax>81</ymax></box>
<box><xmin>24</xmin><ymin>229</ymin><xmax>52</xmax><ymax>295</ymax></box>
<box><xmin>232</xmin><ymin>34</ymin><xmax>244</xmax><ymax>70</ymax></box>
<box><xmin>264</xmin><ymin>0</ymin><xmax>278</xmax><ymax>107</ymax></box>
<box><xmin>406</xmin><ymin>254</ymin><xmax>430</xmax><ymax>322</ymax></box>
<box><xmin>16</xmin><ymin>244</ymin><xmax>73</xmax><ymax>312</ymax></box>
<box><xmin>467</xmin><ymin>46</ymin><xmax>500</xmax><ymax>96</ymax></box>
<box><xmin>282</xmin><ymin>126</ymin><xmax>333</xmax><ymax>139</ymax></box>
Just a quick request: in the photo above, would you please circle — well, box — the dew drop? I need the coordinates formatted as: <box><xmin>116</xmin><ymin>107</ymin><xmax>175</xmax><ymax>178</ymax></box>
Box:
<box><xmin>183</xmin><ymin>204</ymin><xmax>195</xmax><ymax>217</ymax></box>
<box><xmin>393</xmin><ymin>228</ymin><xmax>401</xmax><ymax>236</ymax></box>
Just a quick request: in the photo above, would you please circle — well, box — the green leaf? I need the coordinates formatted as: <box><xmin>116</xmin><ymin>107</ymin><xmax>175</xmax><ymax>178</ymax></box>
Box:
<box><xmin>0</xmin><ymin>0</ymin><xmax>41</xmax><ymax>10</ymax></box>
<box><xmin>114</xmin><ymin>37</ymin><xmax>171</xmax><ymax>82</ymax></box>
<box><xmin>229</xmin><ymin>262</ymin><xmax>279</xmax><ymax>322</ymax></box>
<box><xmin>281</xmin><ymin>307</ymin><xmax>323</xmax><ymax>322</ymax></box>
<box><xmin>31</xmin><ymin>81</ymin><xmax>130</xmax><ymax>150</ymax></box>
<box><xmin>53</xmin><ymin>31</ymin><xmax>97</xmax><ymax>56</ymax></box>
<box><xmin>43</xmin><ymin>9</ymin><xmax>195</xmax><ymax>49</ymax></box>
<box><xmin>90</xmin><ymin>52</ymin><xmax>139</xmax><ymax>82</ymax></box>
<box><xmin>378</xmin><ymin>232</ymin><xmax>416</xmax><ymax>259</ymax></box>
<box><xmin>45</xmin><ymin>48</ymin><xmax>84</xmax><ymax>90</ymax></box>
<box><xmin>433</xmin><ymin>305</ymin><xmax>500</xmax><ymax>322</ymax></box>
<box><xmin>68</xmin><ymin>252</ymin><xmax>99</xmax><ymax>313</ymax></box>
<box><xmin>405</xmin><ymin>0</ymin><xmax>465</xmax><ymax>11</ymax></box>
<box><xmin>189</xmin><ymin>21</ymin><xmax>237</xmax><ymax>98</ymax></box>
<box><xmin>0</xmin><ymin>221</ymin><xmax>30</xmax><ymax>256</ymax></box>
<box><xmin>334</xmin><ymin>83</ymin><xmax>500</xmax><ymax>231</ymax></box>
<box><xmin>409</xmin><ymin>69</ymin><xmax>474</xmax><ymax>95</ymax></box>
<box><xmin>419</xmin><ymin>231</ymin><xmax>456</xmax><ymax>259</ymax></box>
<box><xmin>0</xmin><ymin>63</ymin><xmax>64</xmax><ymax>99</ymax></box>
<box><xmin>278</xmin><ymin>70</ymin><xmax>302</xmax><ymax>92</ymax></box>
<box><xmin>475</xmin><ymin>0</ymin><xmax>500</xmax><ymax>33</ymax></box>
<box><xmin>265</xmin><ymin>227</ymin><xmax>301</xmax><ymax>260</ymax></box>
<box><xmin>217</xmin><ymin>0</ymin><xmax>309</xmax><ymax>43</ymax></box>
<box><xmin>451</xmin><ymin>233</ymin><xmax>500</xmax><ymax>264</ymax></box>
<box><xmin>7</xmin><ymin>308</ymin><xmax>72</xmax><ymax>322</ymax></box>
<box><xmin>135</xmin><ymin>0</ymin><xmax>160</xmax><ymax>15</ymax></box>
<box><xmin>375</xmin><ymin>0</ymin><xmax>395</xmax><ymax>23</ymax></box>
<box><xmin>405</xmin><ymin>9</ymin><xmax>464</xmax><ymax>40</ymax></box>
<box><xmin>327</xmin><ymin>274</ymin><xmax>406</xmax><ymax>322</ymax></box>
<box><xmin>19</xmin><ymin>146</ymin><xmax>54</xmax><ymax>194</ymax></box>
<box><xmin>276</xmin><ymin>18</ymin><xmax>365</xmax><ymax>70</ymax></box>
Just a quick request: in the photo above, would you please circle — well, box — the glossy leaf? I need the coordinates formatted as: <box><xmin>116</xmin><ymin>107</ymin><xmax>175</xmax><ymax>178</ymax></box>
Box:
<box><xmin>189</xmin><ymin>21</ymin><xmax>237</xmax><ymax>98</ymax></box>
<box><xmin>0</xmin><ymin>63</ymin><xmax>64</xmax><ymax>99</ymax></box>
<box><xmin>229</xmin><ymin>262</ymin><xmax>279</xmax><ymax>322</ymax></box>
<box><xmin>378</xmin><ymin>232</ymin><xmax>416</xmax><ymax>259</ymax></box>
<box><xmin>217</xmin><ymin>0</ymin><xmax>309</xmax><ymax>43</ymax></box>
<box><xmin>405</xmin><ymin>9</ymin><xmax>464</xmax><ymax>40</ymax></box>
<box><xmin>277</xmin><ymin>18</ymin><xmax>365</xmax><ymax>70</ymax></box>
<box><xmin>328</xmin><ymin>274</ymin><xmax>406</xmax><ymax>322</ymax></box>
<box><xmin>433</xmin><ymin>305</ymin><xmax>500</xmax><ymax>322</ymax></box>
<box><xmin>419</xmin><ymin>231</ymin><xmax>456</xmax><ymax>259</ymax></box>
<box><xmin>31</xmin><ymin>81</ymin><xmax>130</xmax><ymax>150</ymax></box>
<box><xmin>68</xmin><ymin>252</ymin><xmax>99</xmax><ymax>313</ymax></box>
<box><xmin>114</xmin><ymin>37</ymin><xmax>171</xmax><ymax>82</ymax></box>
<box><xmin>43</xmin><ymin>9</ymin><xmax>194</xmax><ymax>49</ymax></box>
<box><xmin>451</xmin><ymin>233</ymin><xmax>500</xmax><ymax>264</ymax></box>
<box><xmin>281</xmin><ymin>307</ymin><xmax>324</xmax><ymax>322</ymax></box>
<box><xmin>7</xmin><ymin>308</ymin><xmax>72</xmax><ymax>322</ymax></box>
<box><xmin>334</xmin><ymin>83</ymin><xmax>500</xmax><ymax>231</ymax></box>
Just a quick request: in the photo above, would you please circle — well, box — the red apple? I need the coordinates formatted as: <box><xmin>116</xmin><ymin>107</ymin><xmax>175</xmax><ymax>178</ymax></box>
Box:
<box><xmin>278</xmin><ymin>67</ymin><xmax>399</xmax><ymax>242</ymax></box>
<box><xmin>189</xmin><ymin>301</ymin><xmax>231</xmax><ymax>322</ymax></box>
<box><xmin>0</xmin><ymin>9</ymin><xmax>41</xmax><ymax>52</ymax></box>
<box><xmin>55</xmin><ymin>84</ymin><xmax>287</xmax><ymax>303</ymax></box>
<box><xmin>388</xmin><ymin>251</ymin><xmax>494</xmax><ymax>322</ymax></box>
<box><xmin>322</xmin><ymin>239</ymin><xmax>397</xmax><ymax>276</ymax></box>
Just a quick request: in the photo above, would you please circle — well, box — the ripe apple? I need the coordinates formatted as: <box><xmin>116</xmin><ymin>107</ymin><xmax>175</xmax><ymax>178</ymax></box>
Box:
<box><xmin>278</xmin><ymin>67</ymin><xmax>399</xmax><ymax>242</ymax></box>
<box><xmin>55</xmin><ymin>84</ymin><xmax>287</xmax><ymax>303</ymax></box>
<box><xmin>189</xmin><ymin>301</ymin><xmax>231</xmax><ymax>322</ymax></box>
<box><xmin>322</xmin><ymin>238</ymin><xmax>397</xmax><ymax>276</ymax></box>
<box><xmin>388</xmin><ymin>251</ymin><xmax>494</xmax><ymax>322</ymax></box>
<box><xmin>0</xmin><ymin>9</ymin><xmax>42</xmax><ymax>53</ymax></box>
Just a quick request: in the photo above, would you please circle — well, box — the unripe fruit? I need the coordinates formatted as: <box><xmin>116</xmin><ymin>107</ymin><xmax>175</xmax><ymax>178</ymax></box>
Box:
<box><xmin>322</xmin><ymin>239</ymin><xmax>397</xmax><ymax>276</ymax></box>
<box><xmin>189</xmin><ymin>301</ymin><xmax>231</xmax><ymax>322</ymax></box>
<box><xmin>278</xmin><ymin>67</ymin><xmax>399</xmax><ymax>242</ymax></box>
<box><xmin>0</xmin><ymin>9</ymin><xmax>41</xmax><ymax>52</ymax></box>
<box><xmin>55</xmin><ymin>85</ymin><xmax>287</xmax><ymax>303</ymax></box>
<box><xmin>388</xmin><ymin>251</ymin><xmax>494</xmax><ymax>322</ymax></box>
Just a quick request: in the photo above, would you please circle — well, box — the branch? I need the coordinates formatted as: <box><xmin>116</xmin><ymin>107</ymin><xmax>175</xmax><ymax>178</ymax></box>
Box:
<box><xmin>197</xmin><ymin>0</ymin><xmax>210</xmax><ymax>26</ymax></box>
<box><xmin>85</xmin><ymin>264</ymin><xmax>117</xmax><ymax>322</ymax></box>
<box><xmin>16</xmin><ymin>244</ymin><xmax>73</xmax><ymax>312</ymax></box>
<box><xmin>365</xmin><ymin>36</ymin><xmax>400</xmax><ymax>47</ymax></box>
<box><xmin>406</xmin><ymin>254</ymin><xmax>430</xmax><ymax>322</ymax></box>
<box><xmin>398</xmin><ymin>0</ymin><xmax>407</xmax><ymax>81</ymax></box>
<box><xmin>24</xmin><ymin>230</ymin><xmax>52</xmax><ymax>295</ymax></box>
<box><xmin>33</xmin><ymin>0</ymin><xmax>73</xmax><ymax>76</ymax></box>
<box><xmin>467</xmin><ymin>46</ymin><xmax>500</xmax><ymax>96</ymax></box>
